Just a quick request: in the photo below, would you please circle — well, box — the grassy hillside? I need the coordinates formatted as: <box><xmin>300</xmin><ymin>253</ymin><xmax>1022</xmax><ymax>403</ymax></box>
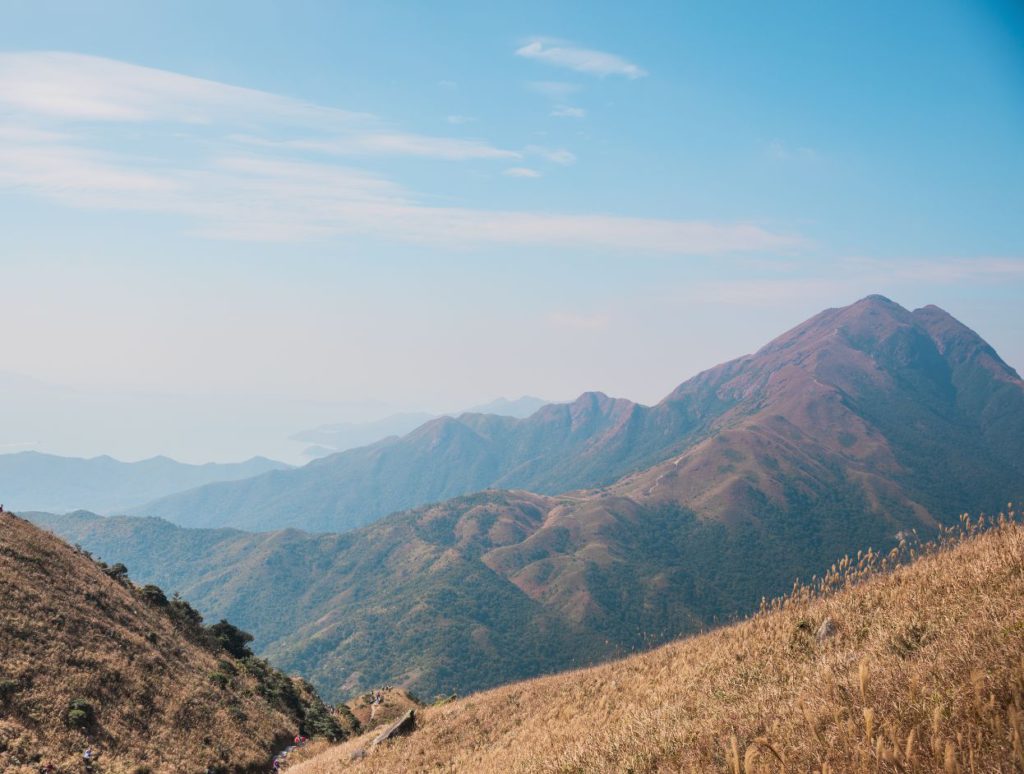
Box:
<box><xmin>291</xmin><ymin>511</ymin><xmax>1024</xmax><ymax>773</ymax></box>
<box><xmin>0</xmin><ymin>510</ymin><xmax>345</xmax><ymax>774</ymax></box>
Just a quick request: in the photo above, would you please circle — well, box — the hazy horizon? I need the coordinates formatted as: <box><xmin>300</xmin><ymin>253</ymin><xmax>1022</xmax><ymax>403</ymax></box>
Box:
<box><xmin>2</xmin><ymin>1</ymin><xmax>1022</xmax><ymax>463</ymax></box>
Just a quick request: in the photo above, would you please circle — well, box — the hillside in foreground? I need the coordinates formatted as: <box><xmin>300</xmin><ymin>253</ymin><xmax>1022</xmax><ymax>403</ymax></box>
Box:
<box><xmin>292</xmin><ymin>512</ymin><xmax>1024</xmax><ymax>773</ymax></box>
<box><xmin>0</xmin><ymin>510</ymin><xmax>345</xmax><ymax>774</ymax></box>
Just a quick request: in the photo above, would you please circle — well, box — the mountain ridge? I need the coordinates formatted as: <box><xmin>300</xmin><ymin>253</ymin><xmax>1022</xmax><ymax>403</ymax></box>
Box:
<box><xmin>0</xmin><ymin>451</ymin><xmax>290</xmax><ymax>514</ymax></box>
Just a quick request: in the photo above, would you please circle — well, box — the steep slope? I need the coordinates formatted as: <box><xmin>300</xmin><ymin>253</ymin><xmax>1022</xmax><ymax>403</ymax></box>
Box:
<box><xmin>137</xmin><ymin>296</ymin><xmax>1024</xmax><ymax>534</ymax></box>
<box><xmin>292</xmin><ymin>516</ymin><xmax>1024</xmax><ymax>773</ymax></box>
<box><xmin>0</xmin><ymin>511</ymin><xmax>343</xmax><ymax>774</ymax></box>
<box><xmin>32</xmin><ymin>297</ymin><xmax>1024</xmax><ymax>701</ymax></box>
<box><xmin>0</xmin><ymin>451</ymin><xmax>289</xmax><ymax>514</ymax></box>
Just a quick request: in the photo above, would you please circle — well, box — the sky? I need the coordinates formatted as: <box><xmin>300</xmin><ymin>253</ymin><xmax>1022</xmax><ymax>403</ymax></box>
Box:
<box><xmin>1</xmin><ymin>0</ymin><xmax>1023</xmax><ymax>463</ymax></box>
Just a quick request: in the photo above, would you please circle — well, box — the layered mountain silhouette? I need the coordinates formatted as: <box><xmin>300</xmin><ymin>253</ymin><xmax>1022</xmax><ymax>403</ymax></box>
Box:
<box><xmin>0</xmin><ymin>452</ymin><xmax>289</xmax><ymax>514</ymax></box>
<box><xmin>292</xmin><ymin>396</ymin><xmax>550</xmax><ymax>459</ymax></box>
<box><xmin>32</xmin><ymin>296</ymin><xmax>1024</xmax><ymax>699</ymax></box>
<box><xmin>138</xmin><ymin>296</ymin><xmax>1022</xmax><ymax>534</ymax></box>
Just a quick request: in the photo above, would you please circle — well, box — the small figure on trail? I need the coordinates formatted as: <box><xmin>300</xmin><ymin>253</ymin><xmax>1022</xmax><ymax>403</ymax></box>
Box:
<box><xmin>82</xmin><ymin>747</ymin><xmax>96</xmax><ymax>772</ymax></box>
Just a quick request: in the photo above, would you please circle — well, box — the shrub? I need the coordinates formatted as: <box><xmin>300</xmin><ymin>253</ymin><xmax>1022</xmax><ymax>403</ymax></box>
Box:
<box><xmin>207</xmin><ymin>620</ymin><xmax>254</xmax><ymax>659</ymax></box>
<box><xmin>140</xmin><ymin>585</ymin><xmax>168</xmax><ymax>607</ymax></box>
<box><xmin>104</xmin><ymin>562</ymin><xmax>129</xmax><ymax>584</ymax></box>
<box><xmin>66</xmin><ymin>698</ymin><xmax>95</xmax><ymax>729</ymax></box>
<box><xmin>168</xmin><ymin>593</ymin><xmax>205</xmax><ymax>639</ymax></box>
<box><xmin>0</xmin><ymin>679</ymin><xmax>19</xmax><ymax>701</ymax></box>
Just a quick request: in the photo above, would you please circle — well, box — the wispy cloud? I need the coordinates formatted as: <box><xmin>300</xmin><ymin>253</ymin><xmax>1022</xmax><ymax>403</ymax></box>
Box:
<box><xmin>526</xmin><ymin>145</ymin><xmax>576</xmax><ymax>165</ymax></box>
<box><xmin>516</xmin><ymin>39</ymin><xmax>647</xmax><ymax>79</ymax></box>
<box><xmin>503</xmin><ymin>167</ymin><xmax>542</xmax><ymax>178</ymax></box>
<box><xmin>446</xmin><ymin>114</ymin><xmax>476</xmax><ymax>125</ymax></box>
<box><xmin>234</xmin><ymin>132</ymin><xmax>520</xmax><ymax>161</ymax></box>
<box><xmin>0</xmin><ymin>51</ymin><xmax>802</xmax><ymax>254</ymax></box>
<box><xmin>551</xmin><ymin>105</ymin><xmax>586</xmax><ymax>119</ymax></box>
<box><xmin>0</xmin><ymin>51</ymin><xmax>367</xmax><ymax>126</ymax></box>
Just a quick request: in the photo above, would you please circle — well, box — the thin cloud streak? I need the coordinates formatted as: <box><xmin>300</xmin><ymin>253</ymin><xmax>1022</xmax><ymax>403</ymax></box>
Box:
<box><xmin>526</xmin><ymin>145</ymin><xmax>577</xmax><ymax>165</ymax></box>
<box><xmin>0</xmin><ymin>51</ymin><xmax>368</xmax><ymax>126</ymax></box>
<box><xmin>504</xmin><ymin>167</ymin><xmax>542</xmax><ymax>178</ymax></box>
<box><xmin>516</xmin><ymin>39</ymin><xmax>647</xmax><ymax>79</ymax></box>
<box><xmin>234</xmin><ymin>132</ymin><xmax>520</xmax><ymax>161</ymax></box>
<box><xmin>551</xmin><ymin>105</ymin><xmax>586</xmax><ymax>119</ymax></box>
<box><xmin>0</xmin><ymin>132</ymin><xmax>800</xmax><ymax>251</ymax></box>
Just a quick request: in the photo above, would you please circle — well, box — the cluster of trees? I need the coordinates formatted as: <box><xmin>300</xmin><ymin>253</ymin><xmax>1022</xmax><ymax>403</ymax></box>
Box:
<box><xmin>89</xmin><ymin>554</ymin><xmax>344</xmax><ymax>741</ymax></box>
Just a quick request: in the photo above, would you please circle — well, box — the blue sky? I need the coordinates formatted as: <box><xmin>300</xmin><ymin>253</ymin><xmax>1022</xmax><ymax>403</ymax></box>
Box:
<box><xmin>1</xmin><ymin>0</ymin><xmax>1022</xmax><ymax>462</ymax></box>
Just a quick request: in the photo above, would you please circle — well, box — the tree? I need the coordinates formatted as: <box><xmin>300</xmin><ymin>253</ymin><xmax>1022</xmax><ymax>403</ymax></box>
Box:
<box><xmin>207</xmin><ymin>620</ymin><xmax>255</xmax><ymax>659</ymax></box>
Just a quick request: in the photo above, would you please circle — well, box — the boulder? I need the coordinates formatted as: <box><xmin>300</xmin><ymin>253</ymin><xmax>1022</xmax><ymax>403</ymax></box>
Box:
<box><xmin>370</xmin><ymin>709</ymin><xmax>416</xmax><ymax>748</ymax></box>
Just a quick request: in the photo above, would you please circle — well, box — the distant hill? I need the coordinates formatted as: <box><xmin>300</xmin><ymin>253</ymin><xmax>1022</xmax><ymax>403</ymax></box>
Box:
<box><xmin>0</xmin><ymin>510</ymin><xmax>344</xmax><ymax>774</ymax></box>
<box><xmin>33</xmin><ymin>297</ymin><xmax>1024</xmax><ymax>701</ymax></box>
<box><xmin>291</xmin><ymin>396</ymin><xmax>549</xmax><ymax>459</ymax></box>
<box><xmin>291</xmin><ymin>515</ymin><xmax>1024</xmax><ymax>773</ymax></box>
<box><xmin>0</xmin><ymin>452</ymin><xmax>290</xmax><ymax>514</ymax></box>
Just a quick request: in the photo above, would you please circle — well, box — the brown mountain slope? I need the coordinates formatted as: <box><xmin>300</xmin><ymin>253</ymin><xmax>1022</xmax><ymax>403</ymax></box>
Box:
<box><xmin>0</xmin><ymin>510</ymin><xmax>344</xmax><ymax>774</ymax></box>
<box><xmin>291</xmin><ymin>513</ymin><xmax>1024</xmax><ymax>773</ymax></box>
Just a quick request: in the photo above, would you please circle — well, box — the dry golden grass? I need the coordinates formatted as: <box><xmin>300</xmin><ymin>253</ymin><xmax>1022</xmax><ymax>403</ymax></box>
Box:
<box><xmin>291</xmin><ymin>510</ymin><xmax>1024</xmax><ymax>773</ymax></box>
<box><xmin>346</xmin><ymin>688</ymin><xmax>421</xmax><ymax>734</ymax></box>
<box><xmin>0</xmin><ymin>511</ymin><xmax>306</xmax><ymax>773</ymax></box>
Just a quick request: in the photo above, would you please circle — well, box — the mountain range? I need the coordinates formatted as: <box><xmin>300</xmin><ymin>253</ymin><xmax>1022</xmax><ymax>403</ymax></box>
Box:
<box><xmin>28</xmin><ymin>296</ymin><xmax>1024</xmax><ymax>701</ymax></box>
<box><xmin>291</xmin><ymin>396</ymin><xmax>549</xmax><ymax>459</ymax></box>
<box><xmin>0</xmin><ymin>452</ymin><xmax>289</xmax><ymax>514</ymax></box>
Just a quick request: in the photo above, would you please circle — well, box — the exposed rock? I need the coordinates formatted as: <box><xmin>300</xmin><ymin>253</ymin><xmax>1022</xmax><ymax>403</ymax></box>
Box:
<box><xmin>816</xmin><ymin>617</ymin><xmax>838</xmax><ymax>643</ymax></box>
<box><xmin>350</xmin><ymin>748</ymin><xmax>367</xmax><ymax>761</ymax></box>
<box><xmin>370</xmin><ymin>709</ymin><xmax>416</xmax><ymax>748</ymax></box>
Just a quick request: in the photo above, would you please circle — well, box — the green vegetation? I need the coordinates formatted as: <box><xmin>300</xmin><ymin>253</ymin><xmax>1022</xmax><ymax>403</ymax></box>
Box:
<box><xmin>65</xmin><ymin>699</ymin><xmax>95</xmax><ymax>729</ymax></box>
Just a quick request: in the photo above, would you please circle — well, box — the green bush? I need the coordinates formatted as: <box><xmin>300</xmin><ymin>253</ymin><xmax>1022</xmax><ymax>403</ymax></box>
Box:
<box><xmin>66</xmin><ymin>698</ymin><xmax>95</xmax><ymax>728</ymax></box>
<box><xmin>140</xmin><ymin>584</ymin><xmax>168</xmax><ymax>607</ymax></box>
<box><xmin>104</xmin><ymin>562</ymin><xmax>129</xmax><ymax>584</ymax></box>
<box><xmin>207</xmin><ymin>620</ymin><xmax>254</xmax><ymax>659</ymax></box>
<box><xmin>0</xmin><ymin>679</ymin><xmax>19</xmax><ymax>701</ymax></box>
